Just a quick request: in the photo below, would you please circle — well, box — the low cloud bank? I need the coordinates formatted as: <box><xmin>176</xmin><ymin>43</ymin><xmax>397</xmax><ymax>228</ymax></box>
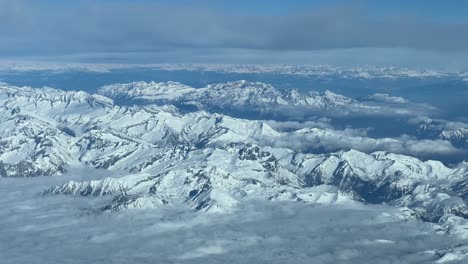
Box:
<box><xmin>0</xmin><ymin>176</ymin><xmax>464</xmax><ymax>264</ymax></box>
<box><xmin>257</xmin><ymin>126</ymin><xmax>466</xmax><ymax>163</ymax></box>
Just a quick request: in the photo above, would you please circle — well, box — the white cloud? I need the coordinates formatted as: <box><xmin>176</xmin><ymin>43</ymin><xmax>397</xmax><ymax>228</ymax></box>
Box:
<box><xmin>362</xmin><ymin>93</ymin><xmax>409</xmax><ymax>104</ymax></box>
<box><xmin>257</xmin><ymin>127</ymin><xmax>466</xmax><ymax>161</ymax></box>
<box><xmin>263</xmin><ymin>118</ymin><xmax>334</xmax><ymax>131</ymax></box>
<box><xmin>0</xmin><ymin>175</ymin><xmax>465</xmax><ymax>263</ymax></box>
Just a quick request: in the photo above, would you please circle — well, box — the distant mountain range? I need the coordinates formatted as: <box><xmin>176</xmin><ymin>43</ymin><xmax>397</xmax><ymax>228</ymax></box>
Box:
<box><xmin>97</xmin><ymin>80</ymin><xmax>435</xmax><ymax>119</ymax></box>
<box><xmin>1</xmin><ymin>62</ymin><xmax>467</xmax><ymax>79</ymax></box>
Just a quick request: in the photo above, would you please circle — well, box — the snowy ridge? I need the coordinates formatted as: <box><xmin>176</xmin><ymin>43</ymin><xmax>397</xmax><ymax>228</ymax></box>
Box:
<box><xmin>97</xmin><ymin>80</ymin><xmax>353</xmax><ymax>107</ymax></box>
<box><xmin>417</xmin><ymin>120</ymin><xmax>468</xmax><ymax>148</ymax></box>
<box><xmin>98</xmin><ymin>80</ymin><xmax>432</xmax><ymax>118</ymax></box>
<box><xmin>45</xmin><ymin>177</ymin><xmax>129</xmax><ymax>196</ymax></box>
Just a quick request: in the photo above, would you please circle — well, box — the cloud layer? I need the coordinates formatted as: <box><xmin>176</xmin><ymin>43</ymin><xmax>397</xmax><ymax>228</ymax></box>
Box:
<box><xmin>256</xmin><ymin>126</ymin><xmax>467</xmax><ymax>162</ymax></box>
<box><xmin>1</xmin><ymin>0</ymin><xmax>468</xmax><ymax>60</ymax></box>
<box><xmin>0</xmin><ymin>175</ymin><xmax>465</xmax><ymax>264</ymax></box>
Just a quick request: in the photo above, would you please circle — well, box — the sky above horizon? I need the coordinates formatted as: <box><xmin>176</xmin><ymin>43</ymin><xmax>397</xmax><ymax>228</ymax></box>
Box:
<box><xmin>2</xmin><ymin>0</ymin><xmax>468</xmax><ymax>68</ymax></box>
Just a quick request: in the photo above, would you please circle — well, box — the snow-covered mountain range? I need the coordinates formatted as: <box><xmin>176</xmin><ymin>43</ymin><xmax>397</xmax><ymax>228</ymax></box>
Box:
<box><xmin>1</xmin><ymin>82</ymin><xmax>467</xmax><ymax>240</ymax></box>
<box><xmin>150</xmin><ymin>64</ymin><xmax>454</xmax><ymax>79</ymax></box>
<box><xmin>97</xmin><ymin>80</ymin><xmax>434</xmax><ymax>119</ymax></box>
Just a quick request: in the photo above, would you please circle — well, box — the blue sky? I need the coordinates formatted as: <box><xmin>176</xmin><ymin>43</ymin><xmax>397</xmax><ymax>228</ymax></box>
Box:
<box><xmin>2</xmin><ymin>0</ymin><xmax>468</xmax><ymax>68</ymax></box>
